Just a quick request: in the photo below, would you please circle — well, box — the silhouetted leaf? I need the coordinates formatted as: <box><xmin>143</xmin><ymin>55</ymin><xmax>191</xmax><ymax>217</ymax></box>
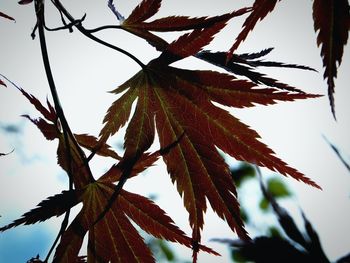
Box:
<box><xmin>22</xmin><ymin>115</ymin><xmax>58</xmax><ymax>140</ymax></box>
<box><xmin>337</xmin><ymin>253</ymin><xmax>350</xmax><ymax>263</ymax></box>
<box><xmin>302</xmin><ymin>211</ymin><xmax>329</xmax><ymax>262</ymax></box>
<box><xmin>313</xmin><ymin>0</ymin><xmax>350</xmax><ymax>117</ymax></box>
<box><xmin>196</xmin><ymin>51</ymin><xmax>312</xmax><ymax>93</ymax></box>
<box><xmin>217</xmin><ymin>237</ymin><xmax>312</xmax><ymax>263</ymax></box>
<box><xmin>54</xmin><ymin>182</ymin><xmax>217</xmax><ymax>262</ymax></box>
<box><xmin>257</xmin><ymin>169</ymin><xmax>308</xmax><ymax>248</ymax></box>
<box><xmin>74</xmin><ymin>133</ymin><xmax>121</xmax><ymax>160</ymax></box>
<box><xmin>0</xmin><ymin>190</ymin><xmax>80</xmax><ymax>232</ymax></box>
<box><xmin>124</xmin><ymin>0</ymin><xmax>161</xmax><ymax>25</ymax></box>
<box><xmin>227</xmin><ymin>0</ymin><xmax>281</xmax><ymax>60</ymax></box>
<box><xmin>101</xmin><ymin>22</ymin><xmax>321</xmax><ymax>259</ymax></box>
<box><xmin>121</xmin><ymin>0</ymin><xmax>250</xmax><ymax>51</ymax></box>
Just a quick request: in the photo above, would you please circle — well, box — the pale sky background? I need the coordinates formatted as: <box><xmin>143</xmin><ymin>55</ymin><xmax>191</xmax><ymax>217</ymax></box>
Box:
<box><xmin>0</xmin><ymin>0</ymin><xmax>349</xmax><ymax>262</ymax></box>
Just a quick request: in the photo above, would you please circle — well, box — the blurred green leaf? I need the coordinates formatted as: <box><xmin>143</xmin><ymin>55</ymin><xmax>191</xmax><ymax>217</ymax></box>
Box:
<box><xmin>231</xmin><ymin>249</ymin><xmax>248</xmax><ymax>263</ymax></box>
<box><xmin>259</xmin><ymin>197</ymin><xmax>269</xmax><ymax>211</ymax></box>
<box><xmin>158</xmin><ymin>240</ymin><xmax>175</xmax><ymax>261</ymax></box>
<box><xmin>231</xmin><ymin>162</ymin><xmax>256</xmax><ymax>187</ymax></box>
<box><xmin>240</xmin><ymin>207</ymin><xmax>249</xmax><ymax>223</ymax></box>
<box><xmin>267</xmin><ymin>178</ymin><xmax>291</xmax><ymax>198</ymax></box>
<box><xmin>268</xmin><ymin>226</ymin><xmax>282</xmax><ymax>238</ymax></box>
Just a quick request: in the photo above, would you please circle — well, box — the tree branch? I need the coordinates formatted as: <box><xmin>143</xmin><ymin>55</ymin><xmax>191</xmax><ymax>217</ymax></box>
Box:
<box><xmin>34</xmin><ymin>0</ymin><xmax>94</xmax><ymax>260</ymax></box>
<box><xmin>52</xmin><ymin>0</ymin><xmax>145</xmax><ymax>69</ymax></box>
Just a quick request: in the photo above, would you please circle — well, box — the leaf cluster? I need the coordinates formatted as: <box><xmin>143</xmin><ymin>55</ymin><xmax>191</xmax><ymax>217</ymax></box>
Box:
<box><xmin>214</xmin><ymin>169</ymin><xmax>349</xmax><ymax>263</ymax></box>
<box><xmin>0</xmin><ymin>0</ymin><xmax>349</xmax><ymax>262</ymax></box>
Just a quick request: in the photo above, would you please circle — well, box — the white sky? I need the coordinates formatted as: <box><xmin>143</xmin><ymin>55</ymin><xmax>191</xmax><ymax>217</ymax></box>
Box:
<box><xmin>1</xmin><ymin>1</ymin><xmax>349</xmax><ymax>262</ymax></box>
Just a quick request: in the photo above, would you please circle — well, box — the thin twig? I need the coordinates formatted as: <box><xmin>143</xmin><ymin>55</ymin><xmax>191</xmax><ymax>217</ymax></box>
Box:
<box><xmin>86</xmin><ymin>24</ymin><xmax>122</xmax><ymax>33</ymax></box>
<box><xmin>92</xmin><ymin>133</ymin><xmax>185</xmax><ymax>227</ymax></box>
<box><xmin>92</xmin><ymin>155</ymin><xmax>140</xmax><ymax>226</ymax></box>
<box><xmin>34</xmin><ymin>0</ymin><xmax>94</xmax><ymax>260</ymax></box>
<box><xmin>52</xmin><ymin>0</ymin><xmax>145</xmax><ymax>69</ymax></box>
<box><xmin>107</xmin><ymin>0</ymin><xmax>125</xmax><ymax>22</ymax></box>
<box><xmin>44</xmin><ymin>14</ymin><xmax>86</xmax><ymax>32</ymax></box>
<box><xmin>323</xmin><ymin>135</ymin><xmax>350</xmax><ymax>173</ymax></box>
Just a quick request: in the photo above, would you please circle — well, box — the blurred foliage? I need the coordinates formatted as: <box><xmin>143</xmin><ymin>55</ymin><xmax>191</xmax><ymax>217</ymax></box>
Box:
<box><xmin>230</xmin><ymin>162</ymin><xmax>256</xmax><ymax>187</ymax></box>
<box><xmin>147</xmin><ymin>239</ymin><xmax>178</xmax><ymax>262</ymax></box>
<box><xmin>216</xmin><ymin>166</ymin><xmax>350</xmax><ymax>263</ymax></box>
<box><xmin>147</xmin><ymin>162</ymin><xmax>294</xmax><ymax>262</ymax></box>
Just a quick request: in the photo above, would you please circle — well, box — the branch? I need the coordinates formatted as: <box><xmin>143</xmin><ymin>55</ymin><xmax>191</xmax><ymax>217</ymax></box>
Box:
<box><xmin>52</xmin><ymin>0</ymin><xmax>145</xmax><ymax>69</ymax></box>
<box><xmin>323</xmin><ymin>136</ymin><xmax>350</xmax><ymax>173</ymax></box>
<box><xmin>34</xmin><ymin>0</ymin><xmax>94</xmax><ymax>260</ymax></box>
<box><xmin>92</xmin><ymin>133</ymin><xmax>184</xmax><ymax>226</ymax></box>
<box><xmin>86</xmin><ymin>24</ymin><xmax>122</xmax><ymax>34</ymax></box>
<box><xmin>107</xmin><ymin>0</ymin><xmax>125</xmax><ymax>22</ymax></box>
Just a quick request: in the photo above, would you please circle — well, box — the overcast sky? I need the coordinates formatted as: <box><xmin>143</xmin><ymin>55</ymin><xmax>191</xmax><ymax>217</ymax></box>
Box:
<box><xmin>1</xmin><ymin>1</ymin><xmax>349</xmax><ymax>262</ymax></box>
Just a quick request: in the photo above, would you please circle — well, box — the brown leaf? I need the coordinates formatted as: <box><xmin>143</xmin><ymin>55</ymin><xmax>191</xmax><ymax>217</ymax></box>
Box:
<box><xmin>313</xmin><ymin>0</ymin><xmax>350</xmax><ymax>117</ymax></box>
<box><xmin>101</xmin><ymin>47</ymin><xmax>320</xmax><ymax>255</ymax></box>
<box><xmin>54</xmin><ymin>181</ymin><xmax>216</xmax><ymax>262</ymax></box>
<box><xmin>227</xmin><ymin>0</ymin><xmax>281</xmax><ymax>60</ymax></box>
<box><xmin>124</xmin><ymin>0</ymin><xmax>161</xmax><ymax>25</ymax></box>
<box><xmin>75</xmin><ymin>133</ymin><xmax>121</xmax><ymax>160</ymax></box>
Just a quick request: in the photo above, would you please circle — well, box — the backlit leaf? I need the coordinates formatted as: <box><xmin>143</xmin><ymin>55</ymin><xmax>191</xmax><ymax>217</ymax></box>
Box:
<box><xmin>313</xmin><ymin>0</ymin><xmax>350</xmax><ymax>117</ymax></box>
<box><xmin>53</xmin><ymin>181</ymin><xmax>216</xmax><ymax>262</ymax></box>
<box><xmin>74</xmin><ymin>133</ymin><xmax>121</xmax><ymax>160</ymax></box>
<box><xmin>158</xmin><ymin>21</ymin><xmax>228</xmax><ymax>65</ymax></box>
<box><xmin>121</xmin><ymin>0</ymin><xmax>250</xmax><ymax>52</ymax></box>
<box><xmin>124</xmin><ymin>0</ymin><xmax>162</xmax><ymax>25</ymax></box>
<box><xmin>196</xmin><ymin>51</ymin><xmax>310</xmax><ymax>93</ymax></box>
<box><xmin>0</xmin><ymin>190</ymin><xmax>80</xmax><ymax>232</ymax></box>
<box><xmin>227</xmin><ymin>0</ymin><xmax>281</xmax><ymax>60</ymax></box>
<box><xmin>100</xmin><ymin>85</ymin><xmax>138</xmax><ymax>143</ymax></box>
<box><xmin>101</xmin><ymin>39</ymin><xmax>320</xmax><ymax>255</ymax></box>
<box><xmin>133</xmin><ymin>8</ymin><xmax>251</xmax><ymax>32</ymax></box>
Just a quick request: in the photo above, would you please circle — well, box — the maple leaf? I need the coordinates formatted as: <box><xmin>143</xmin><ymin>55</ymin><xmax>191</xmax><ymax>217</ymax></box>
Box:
<box><xmin>0</xmin><ymin>190</ymin><xmax>81</xmax><ymax>232</ymax></box>
<box><xmin>235</xmin><ymin>48</ymin><xmax>316</xmax><ymax>70</ymax></box>
<box><xmin>1</xmin><ymin>176</ymin><xmax>217</xmax><ymax>262</ymax></box>
<box><xmin>1</xmin><ymin>84</ymin><xmax>219</xmax><ymax>261</ymax></box>
<box><xmin>53</xmin><ymin>180</ymin><xmax>217</xmax><ymax>263</ymax></box>
<box><xmin>101</xmin><ymin>21</ymin><xmax>320</xmax><ymax>259</ymax></box>
<box><xmin>118</xmin><ymin>0</ymin><xmax>313</xmax><ymax>94</ymax></box>
<box><xmin>0</xmin><ymin>11</ymin><xmax>15</xmax><ymax>21</ymax></box>
<box><xmin>196</xmin><ymin>50</ymin><xmax>314</xmax><ymax>93</ymax></box>
<box><xmin>8</xmin><ymin>85</ymin><xmax>123</xmax><ymax>189</ymax></box>
<box><xmin>120</xmin><ymin>0</ymin><xmax>251</xmax><ymax>51</ymax></box>
<box><xmin>227</xmin><ymin>0</ymin><xmax>281</xmax><ymax>60</ymax></box>
<box><xmin>312</xmin><ymin>0</ymin><xmax>350</xmax><ymax>117</ymax></box>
